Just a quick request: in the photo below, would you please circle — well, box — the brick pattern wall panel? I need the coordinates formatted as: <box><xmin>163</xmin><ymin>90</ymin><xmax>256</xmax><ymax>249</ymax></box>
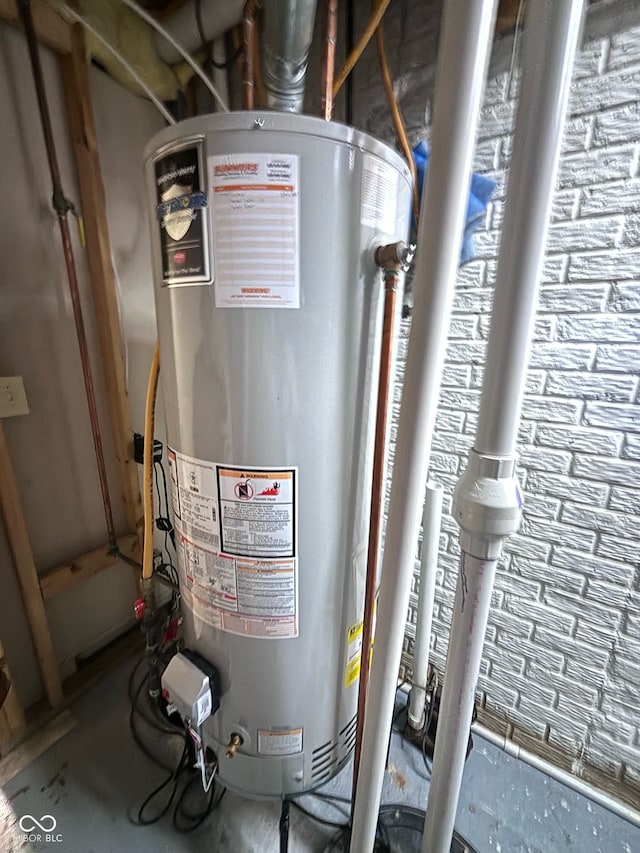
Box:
<box><xmin>366</xmin><ymin>5</ymin><xmax>640</xmax><ymax>808</ymax></box>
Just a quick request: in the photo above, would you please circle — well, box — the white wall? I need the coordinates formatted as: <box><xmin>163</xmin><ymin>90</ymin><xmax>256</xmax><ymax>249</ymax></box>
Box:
<box><xmin>352</xmin><ymin>5</ymin><xmax>640</xmax><ymax>806</ymax></box>
<box><xmin>0</xmin><ymin>23</ymin><xmax>164</xmax><ymax>707</ymax></box>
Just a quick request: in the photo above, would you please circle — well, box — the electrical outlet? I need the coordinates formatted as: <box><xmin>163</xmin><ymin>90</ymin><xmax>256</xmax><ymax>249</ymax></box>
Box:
<box><xmin>0</xmin><ymin>377</ymin><xmax>30</xmax><ymax>418</ymax></box>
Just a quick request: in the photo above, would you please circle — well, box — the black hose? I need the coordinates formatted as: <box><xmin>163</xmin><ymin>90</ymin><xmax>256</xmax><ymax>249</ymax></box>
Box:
<box><xmin>279</xmin><ymin>798</ymin><xmax>291</xmax><ymax>853</ymax></box>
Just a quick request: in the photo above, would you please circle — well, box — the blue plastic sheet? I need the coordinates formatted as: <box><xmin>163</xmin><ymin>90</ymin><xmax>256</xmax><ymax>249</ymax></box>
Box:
<box><xmin>412</xmin><ymin>141</ymin><xmax>496</xmax><ymax>266</ymax></box>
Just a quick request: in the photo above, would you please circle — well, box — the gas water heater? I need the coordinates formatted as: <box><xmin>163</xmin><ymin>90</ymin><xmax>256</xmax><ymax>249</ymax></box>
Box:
<box><xmin>145</xmin><ymin>111</ymin><xmax>410</xmax><ymax>798</ymax></box>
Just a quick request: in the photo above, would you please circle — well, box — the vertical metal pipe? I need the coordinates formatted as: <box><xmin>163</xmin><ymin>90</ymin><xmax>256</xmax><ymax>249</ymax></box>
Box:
<box><xmin>320</xmin><ymin>0</ymin><xmax>338</xmax><ymax>120</ymax></box>
<box><xmin>19</xmin><ymin>0</ymin><xmax>116</xmax><ymax>547</ymax></box>
<box><xmin>422</xmin><ymin>3</ymin><xmax>584</xmax><ymax>852</ymax></box>
<box><xmin>262</xmin><ymin>0</ymin><xmax>319</xmax><ymax>112</ymax></box>
<box><xmin>407</xmin><ymin>482</ymin><xmax>443</xmax><ymax>729</ymax></box>
<box><xmin>348</xmin><ymin>2</ymin><xmax>498</xmax><ymax>850</ymax></box>
<box><xmin>352</xmin><ymin>245</ymin><xmax>406</xmax><ymax>809</ymax></box>
<box><xmin>242</xmin><ymin>0</ymin><xmax>257</xmax><ymax>110</ymax></box>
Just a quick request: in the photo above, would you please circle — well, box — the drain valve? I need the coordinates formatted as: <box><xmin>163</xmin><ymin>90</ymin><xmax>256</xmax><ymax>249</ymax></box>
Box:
<box><xmin>225</xmin><ymin>733</ymin><xmax>243</xmax><ymax>759</ymax></box>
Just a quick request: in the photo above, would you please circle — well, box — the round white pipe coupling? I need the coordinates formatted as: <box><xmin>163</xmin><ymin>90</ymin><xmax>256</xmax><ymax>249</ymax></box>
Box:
<box><xmin>452</xmin><ymin>448</ymin><xmax>523</xmax><ymax>559</ymax></box>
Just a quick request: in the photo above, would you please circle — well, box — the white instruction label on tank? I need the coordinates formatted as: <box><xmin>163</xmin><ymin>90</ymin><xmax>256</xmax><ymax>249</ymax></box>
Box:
<box><xmin>209</xmin><ymin>153</ymin><xmax>300</xmax><ymax>309</ymax></box>
<box><xmin>168</xmin><ymin>449</ymin><xmax>298</xmax><ymax>639</ymax></box>
<box><xmin>360</xmin><ymin>153</ymin><xmax>399</xmax><ymax>235</ymax></box>
<box><xmin>167</xmin><ymin>448</ymin><xmax>220</xmax><ymax>549</ymax></box>
<box><xmin>258</xmin><ymin>727</ymin><xmax>303</xmax><ymax>756</ymax></box>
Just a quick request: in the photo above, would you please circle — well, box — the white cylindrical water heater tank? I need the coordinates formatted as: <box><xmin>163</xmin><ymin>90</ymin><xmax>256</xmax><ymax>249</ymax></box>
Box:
<box><xmin>145</xmin><ymin>112</ymin><xmax>411</xmax><ymax>798</ymax></box>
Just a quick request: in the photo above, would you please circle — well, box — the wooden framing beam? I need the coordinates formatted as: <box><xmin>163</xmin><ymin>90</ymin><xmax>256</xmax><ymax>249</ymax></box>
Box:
<box><xmin>39</xmin><ymin>533</ymin><xmax>139</xmax><ymax>601</ymax></box>
<box><xmin>497</xmin><ymin>0</ymin><xmax>524</xmax><ymax>33</ymax></box>
<box><xmin>0</xmin><ymin>638</ymin><xmax>25</xmax><ymax>754</ymax></box>
<box><xmin>60</xmin><ymin>25</ymin><xmax>144</xmax><ymax>552</ymax></box>
<box><xmin>0</xmin><ymin>422</ymin><xmax>63</xmax><ymax>709</ymax></box>
<box><xmin>0</xmin><ymin>0</ymin><xmax>71</xmax><ymax>54</ymax></box>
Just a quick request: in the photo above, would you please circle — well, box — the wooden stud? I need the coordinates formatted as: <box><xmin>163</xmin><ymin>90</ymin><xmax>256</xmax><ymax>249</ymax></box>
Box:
<box><xmin>0</xmin><ymin>710</ymin><xmax>75</xmax><ymax>786</ymax></box>
<box><xmin>59</xmin><ymin>25</ymin><xmax>144</xmax><ymax>555</ymax></box>
<box><xmin>0</xmin><ymin>422</ymin><xmax>63</xmax><ymax>709</ymax></box>
<box><xmin>0</xmin><ymin>638</ymin><xmax>25</xmax><ymax>754</ymax></box>
<box><xmin>497</xmin><ymin>0</ymin><xmax>524</xmax><ymax>33</ymax></box>
<box><xmin>39</xmin><ymin>533</ymin><xmax>139</xmax><ymax>601</ymax></box>
<box><xmin>0</xmin><ymin>0</ymin><xmax>71</xmax><ymax>54</ymax></box>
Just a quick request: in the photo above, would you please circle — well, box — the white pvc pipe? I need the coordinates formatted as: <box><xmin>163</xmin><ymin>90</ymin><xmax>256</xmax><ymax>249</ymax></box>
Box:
<box><xmin>119</xmin><ymin>0</ymin><xmax>229</xmax><ymax>113</ymax></box>
<box><xmin>423</xmin><ymin>552</ymin><xmax>500</xmax><ymax>853</ymax></box>
<box><xmin>474</xmin><ymin>0</ymin><xmax>585</xmax><ymax>458</ymax></box>
<box><xmin>211</xmin><ymin>37</ymin><xmax>231</xmax><ymax>113</ymax></box>
<box><xmin>348</xmin><ymin>2</ymin><xmax>498</xmax><ymax>851</ymax></box>
<box><xmin>408</xmin><ymin>482</ymin><xmax>443</xmax><ymax>729</ymax></box>
<box><xmin>422</xmin><ymin>3</ymin><xmax>585</xmax><ymax>853</ymax></box>
<box><xmin>60</xmin><ymin>4</ymin><xmax>176</xmax><ymax>126</ymax></box>
<box><xmin>153</xmin><ymin>0</ymin><xmax>244</xmax><ymax>64</ymax></box>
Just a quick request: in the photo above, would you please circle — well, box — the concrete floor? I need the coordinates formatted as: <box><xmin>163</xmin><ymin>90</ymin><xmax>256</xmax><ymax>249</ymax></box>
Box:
<box><xmin>1</xmin><ymin>658</ymin><xmax>639</xmax><ymax>852</ymax></box>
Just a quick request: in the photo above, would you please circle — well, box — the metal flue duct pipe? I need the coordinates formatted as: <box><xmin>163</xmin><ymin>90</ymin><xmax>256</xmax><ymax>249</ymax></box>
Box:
<box><xmin>262</xmin><ymin>0</ymin><xmax>318</xmax><ymax>111</ymax></box>
<box><xmin>422</xmin><ymin>2</ymin><xmax>585</xmax><ymax>852</ymax></box>
<box><xmin>348</xmin><ymin>0</ymin><xmax>498</xmax><ymax>850</ymax></box>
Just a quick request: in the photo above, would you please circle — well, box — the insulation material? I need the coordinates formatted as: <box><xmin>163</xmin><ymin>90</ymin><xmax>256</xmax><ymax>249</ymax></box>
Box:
<box><xmin>53</xmin><ymin>0</ymin><xmax>186</xmax><ymax>100</ymax></box>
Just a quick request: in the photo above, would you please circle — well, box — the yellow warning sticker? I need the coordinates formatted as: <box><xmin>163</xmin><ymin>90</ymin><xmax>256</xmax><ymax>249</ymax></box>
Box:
<box><xmin>344</xmin><ymin>600</ymin><xmax>378</xmax><ymax>688</ymax></box>
<box><xmin>344</xmin><ymin>621</ymin><xmax>363</xmax><ymax>688</ymax></box>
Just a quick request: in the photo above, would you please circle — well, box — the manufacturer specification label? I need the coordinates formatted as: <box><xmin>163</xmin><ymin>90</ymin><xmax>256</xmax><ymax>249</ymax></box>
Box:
<box><xmin>209</xmin><ymin>153</ymin><xmax>300</xmax><ymax>308</ymax></box>
<box><xmin>258</xmin><ymin>727</ymin><xmax>303</xmax><ymax>756</ymax></box>
<box><xmin>360</xmin><ymin>153</ymin><xmax>398</xmax><ymax>236</ymax></box>
<box><xmin>168</xmin><ymin>449</ymin><xmax>298</xmax><ymax>638</ymax></box>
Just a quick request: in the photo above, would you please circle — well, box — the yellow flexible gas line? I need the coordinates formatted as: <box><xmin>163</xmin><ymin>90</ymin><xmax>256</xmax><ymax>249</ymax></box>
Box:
<box><xmin>143</xmin><ymin>341</ymin><xmax>160</xmax><ymax>580</ymax></box>
<box><xmin>332</xmin><ymin>0</ymin><xmax>392</xmax><ymax>100</ymax></box>
<box><xmin>375</xmin><ymin>21</ymin><xmax>420</xmax><ymax>225</ymax></box>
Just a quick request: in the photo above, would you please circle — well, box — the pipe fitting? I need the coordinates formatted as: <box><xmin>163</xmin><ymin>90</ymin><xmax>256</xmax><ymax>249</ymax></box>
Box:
<box><xmin>225</xmin><ymin>733</ymin><xmax>243</xmax><ymax>758</ymax></box>
<box><xmin>452</xmin><ymin>449</ymin><xmax>523</xmax><ymax>559</ymax></box>
<box><xmin>374</xmin><ymin>240</ymin><xmax>413</xmax><ymax>272</ymax></box>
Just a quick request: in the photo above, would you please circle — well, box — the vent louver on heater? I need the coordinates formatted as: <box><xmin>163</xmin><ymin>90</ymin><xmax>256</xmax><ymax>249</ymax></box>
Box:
<box><xmin>311</xmin><ymin>738</ymin><xmax>338</xmax><ymax>784</ymax></box>
<box><xmin>339</xmin><ymin>713</ymin><xmax>357</xmax><ymax>756</ymax></box>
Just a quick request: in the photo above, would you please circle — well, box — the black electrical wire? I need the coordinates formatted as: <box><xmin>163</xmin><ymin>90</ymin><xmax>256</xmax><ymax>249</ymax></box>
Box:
<box><xmin>153</xmin><ymin>459</ymin><xmax>178</xmax><ymax>581</ymax></box>
<box><xmin>172</xmin><ymin>771</ymin><xmax>226</xmax><ymax>833</ymax></box>
<box><xmin>279</xmin><ymin>798</ymin><xmax>291</xmax><ymax>853</ymax></box>
<box><xmin>129</xmin><ymin>666</ymin><xmax>182</xmax><ymax>772</ymax></box>
<box><xmin>133</xmin><ymin>737</ymin><xmax>190</xmax><ymax>826</ymax></box>
<box><xmin>154</xmin><ymin>456</ymin><xmax>175</xmax><ymax>547</ymax></box>
<box><xmin>290</xmin><ymin>798</ymin><xmax>349</xmax><ymax>830</ymax></box>
<box><xmin>129</xmin><ymin>656</ymin><xmax>226</xmax><ymax>834</ymax></box>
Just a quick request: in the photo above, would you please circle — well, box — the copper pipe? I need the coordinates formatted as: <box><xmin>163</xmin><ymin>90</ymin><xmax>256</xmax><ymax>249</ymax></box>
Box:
<box><xmin>19</xmin><ymin>0</ymin><xmax>116</xmax><ymax>547</ymax></box>
<box><xmin>242</xmin><ymin>0</ymin><xmax>258</xmax><ymax>110</ymax></box>
<box><xmin>320</xmin><ymin>0</ymin><xmax>338</xmax><ymax>120</ymax></box>
<box><xmin>351</xmin><ymin>242</ymin><xmax>407</xmax><ymax>809</ymax></box>
<box><xmin>252</xmin><ymin>8</ymin><xmax>266</xmax><ymax>107</ymax></box>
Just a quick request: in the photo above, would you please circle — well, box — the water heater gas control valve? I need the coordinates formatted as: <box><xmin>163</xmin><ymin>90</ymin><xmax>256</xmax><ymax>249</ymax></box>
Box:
<box><xmin>161</xmin><ymin>650</ymin><xmax>220</xmax><ymax>727</ymax></box>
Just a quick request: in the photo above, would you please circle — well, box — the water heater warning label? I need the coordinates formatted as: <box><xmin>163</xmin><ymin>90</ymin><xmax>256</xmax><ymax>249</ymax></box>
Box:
<box><xmin>168</xmin><ymin>449</ymin><xmax>298</xmax><ymax>639</ymax></box>
<box><xmin>258</xmin><ymin>727</ymin><xmax>303</xmax><ymax>756</ymax></box>
<box><xmin>209</xmin><ymin>153</ymin><xmax>300</xmax><ymax>309</ymax></box>
<box><xmin>217</xmin><ymin>467</ymin><xmax>295</xmax><ymax>558</ymax></box>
